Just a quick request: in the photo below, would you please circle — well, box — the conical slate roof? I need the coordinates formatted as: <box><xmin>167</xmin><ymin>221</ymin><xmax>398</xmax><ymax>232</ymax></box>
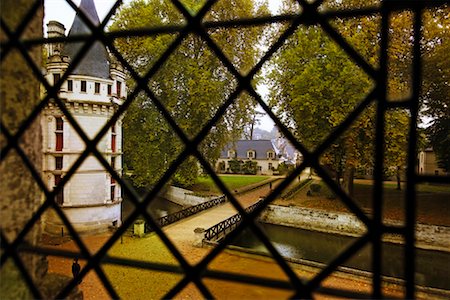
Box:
<box><xmin>62</xmin><ymin>0</ymin><xmax>110</xmax><ymax>79</ymax></box>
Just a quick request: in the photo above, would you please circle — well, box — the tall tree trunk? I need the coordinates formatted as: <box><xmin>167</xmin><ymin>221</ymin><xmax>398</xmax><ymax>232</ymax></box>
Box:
<box><xmin>0</xmin><ymin>2</ymin><xmax>45</xmax><ymax>297</ymax></box>
<box><xmin>335</xmin><ymin>170</ymin><xmax>341</xmax><ymax>187</ymax></box>
<box><xmin>396</xmin><ymin>166</ymin><xmax>402</xmax><ymax>190</ymax></box>
<box><xmin>1</xmin><ymin>3</ymin><xmax>82</xmax><ymax>298</ymax></box>
<box><xmin>342</xmin><ymin>166</ymin><xmax>355</xmax><ymax>197</ymax></box>
<box><xmin>249</xmin><ymin>120</ymin><xmax>254</xmax><ymax>140</ymax></box>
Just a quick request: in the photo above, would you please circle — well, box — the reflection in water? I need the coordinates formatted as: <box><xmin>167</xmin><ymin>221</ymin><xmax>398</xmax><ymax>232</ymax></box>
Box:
<box><xmin>232</xmin><ymin>223</ymin><xmax>450</xmax><ymax>291</ymax></box>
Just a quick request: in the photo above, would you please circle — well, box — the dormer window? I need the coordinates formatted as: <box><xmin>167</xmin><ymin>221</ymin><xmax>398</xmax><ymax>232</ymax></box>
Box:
<box><xmin>247</xmin><ymin>150</ymin><xmax>255</xmax><ymax>159</ymax></box>
<box><xmin>267</xmin><ymin>151</ymin><xmax>275</xmax><ymax>159</ymax></box>
<box><xmin>95</xmin><ymin>82</ymin><xmax>100</xmax><ymax>94</ymax></box>
<box><xmin>67</xmin><ymin>80</ymin><xmax>73</xmax><ymax>92</ymax></box>
<box><xmin>81</xmin><ymin>80</ymin><xmax>87</xmax><ymax>92</ymax></box>
<box><xmin>228</xmin><ymin>150</ymin><xmax>236</xmax><ymax>158</ymax></box>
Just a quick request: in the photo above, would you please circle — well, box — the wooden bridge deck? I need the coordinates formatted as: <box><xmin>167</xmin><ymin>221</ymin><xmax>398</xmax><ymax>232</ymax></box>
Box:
<box><xmin>161</xmin><ymin>181</ymin><xmax>277</xmax><ymax>262</ymax></box>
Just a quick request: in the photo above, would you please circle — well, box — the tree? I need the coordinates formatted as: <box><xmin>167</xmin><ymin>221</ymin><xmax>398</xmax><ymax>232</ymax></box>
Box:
<box><xmin>110</xmin><ymin>0</ymin><xmax>268</xmax><ymax>188</ymax></box>
<box><xmin>243</xmin><ymin>110</ymin><xmax>264</xmax><ymax>140</ymax></box>
<box><xmin>267</xmin><ymin>24</ymin><xmax>372</xmax><ymax>195</ymax></box>
<box><xmin>422</xmin><ymin>6</ymin><xmax>450</xmax><ymax>172</ymax></box>
<box><xmin>266</xmin><ymin>2</ymin><xmax>413</xmax><ymax>195</ymax></box>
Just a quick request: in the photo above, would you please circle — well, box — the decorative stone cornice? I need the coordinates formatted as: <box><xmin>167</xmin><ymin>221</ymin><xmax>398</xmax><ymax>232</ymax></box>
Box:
<box><xmin>45</xmin><ymin>100</ymin><xmax>117</xmax><ymax>116</ymax></box>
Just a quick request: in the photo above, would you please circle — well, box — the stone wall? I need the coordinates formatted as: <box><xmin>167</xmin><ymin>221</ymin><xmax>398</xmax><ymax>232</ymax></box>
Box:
<box><xmin>45</xmin><ymin>203</ymin><xmax>121</xmax><ymax>235</ymax></box>
<box><xmin>164</xmin><ymin>186</ymin><xmax>213</xmax><ymax>207</ymax></box>
<box><xmin>0</xmin><ymin>3</ymin><xmax>81</xmax><ymax>298</ymax></box>
<box><xmin>260</xmin><ymin>205</ymin><xmax>450</xmax><ymax>251</ymax></box>
<box><xmin>0</xmin><ymin>2</ymin><xmax>45</xmax><ymax>297</ymax></box>
<box><xmin>260</xmin><ymin>205</ymin><xmax>366</xmax><ymax>237</ymax></box>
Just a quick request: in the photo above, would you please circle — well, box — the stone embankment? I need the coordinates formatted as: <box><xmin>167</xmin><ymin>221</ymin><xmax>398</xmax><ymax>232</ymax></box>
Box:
<box><xmin>164</xmin><ymin>177</ymin><xmax>281</xmax><ymax>207</ymax></box>
<box><xmin>164</xmin><ymin>186</ymin><xmax>214</xmax><ymax>206</ymax></box>
<box><xmin>259</xmin><ymin>205</ymin><xmax>450</xmax><ymax>252</ymax></box>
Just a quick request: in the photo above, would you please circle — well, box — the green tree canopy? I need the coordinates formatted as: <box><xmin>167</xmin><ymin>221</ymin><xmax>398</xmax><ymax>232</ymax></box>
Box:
<box><xmin>422</xmin><ymin>6</ymin><xmax>450</xmax><ymax>171</ymax></box>
<box><xmin>266</xmin><ymin>2</ymin><xmax>414</xmax><ymax>194</ymax></box>
<box><xmin>110</xmin><ymin>0</ymin><xmax>269</xmax><ymax>188</ymax></box>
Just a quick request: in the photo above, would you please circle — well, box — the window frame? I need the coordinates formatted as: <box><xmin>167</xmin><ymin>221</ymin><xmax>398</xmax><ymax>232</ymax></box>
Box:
<box><xmin>55</xmin><ymin>117</ymin><xmax>63</xmax><ymax>151</ymax></box>
<box><xmin>67</xmin><ymin>79</ymin><xmax>73</xmax><ymax>92</ymax></box>
<box><xmin>116</xmin><ymin>81</ymin><xmax>122</xmax><ymax>98</ymax></box>
<box><xmin>2</xmin><ymin>1</ymin><xmax>442</xmax><ymax>299</ymax></box>
<box><xmin>95</xmin><ymin>82</ymin><xmax>101</xmax><ymax>94</ymax></box>
<box><xmin>80</xmin><ymin>80</ymin><xmax>87</xmax><ymax>92</ymax></box>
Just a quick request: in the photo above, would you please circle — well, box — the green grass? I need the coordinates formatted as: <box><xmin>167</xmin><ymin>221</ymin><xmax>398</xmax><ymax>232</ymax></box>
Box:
<box><xmin>103</xmin><ymin>235</ymin><xmax>182</xmax><ymax>299</ymax></box>
<box><xmin>277</xmin><ymin>179</ymin><xmax>450</xmax><ymax>226</ymax></box>
<box><xmin>355</xmin><ymin>179</ymin><xmax>450</xmax><ymax>193</ymax></box>
<box><xmin>191</xmin><ymin>175</ymin><xmax>271</xmax><ymax>194</ymax></box>
<box><xmin>416</xmin><ymin>183</ymin><xmax>450</xmax><ymax>193</ymax></box>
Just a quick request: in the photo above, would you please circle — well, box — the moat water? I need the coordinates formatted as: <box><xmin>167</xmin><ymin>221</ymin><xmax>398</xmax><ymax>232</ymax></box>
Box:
<box><xmin>231</xmin><ymin>223</ymin><xmax>450</xmax><ymax>291</ymax></box>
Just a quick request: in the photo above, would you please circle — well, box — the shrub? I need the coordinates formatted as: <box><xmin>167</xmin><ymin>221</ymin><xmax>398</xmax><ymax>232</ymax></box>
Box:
<box><xmin>242</xmin><ymin>160</ymin><xmax>258</xmax><ymax>175</ymax></box>
<box><xmin>323</xmin><ymin>186</ymin><xmax>337</xmax><ymax>199</ymax></box>
<box><xmin>228</xmin><ymin>159</ymin><xmax>242</xmax><ymax>174</ymax></box>
<box><xmin>310</xmin><ymin>184</ymin><xmax>322</xmax><ymax>193</ymax></box>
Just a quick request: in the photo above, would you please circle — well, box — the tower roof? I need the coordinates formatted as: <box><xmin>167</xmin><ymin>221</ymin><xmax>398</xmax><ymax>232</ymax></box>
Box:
<box><xmin>62</xmin><ymin>0</ymin><xmax>110</xmax><ymax>79</ymax></box>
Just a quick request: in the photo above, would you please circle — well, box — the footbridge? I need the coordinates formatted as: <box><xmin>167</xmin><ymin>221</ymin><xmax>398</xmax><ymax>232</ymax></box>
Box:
<box><xmin>157</xmin><ymin>179</ymin><xmax>281</xmax><ymax>248</ymax></box>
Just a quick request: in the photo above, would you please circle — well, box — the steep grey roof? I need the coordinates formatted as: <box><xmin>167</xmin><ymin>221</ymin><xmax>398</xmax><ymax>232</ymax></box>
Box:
<box><xmin>220</xmin><ymin>140</ymin><xmax>276</xmax><ymax>159</ymax></box>
<box><xmin>62</xmin><ymin>0</ymin><xmax>110</xmax><ymax>79</ymax></box>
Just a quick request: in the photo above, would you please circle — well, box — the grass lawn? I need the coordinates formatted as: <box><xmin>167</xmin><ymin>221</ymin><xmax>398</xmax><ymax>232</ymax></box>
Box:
<box><xmin>103</xmin><ymin>235</ymin><xmax>182</xmax><ymax>299</ymax></box>
<box><xmin>274</xmin><ymin>179</ymin><xmax>450</xmax><ymax>226</ymax></box>
<box><xmin>190</xmin><ymin>175</ymin><xmax>272</xmax><ymax>194</ymax></box>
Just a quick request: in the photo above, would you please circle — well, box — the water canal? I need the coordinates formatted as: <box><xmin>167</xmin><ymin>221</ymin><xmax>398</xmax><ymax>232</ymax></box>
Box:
<box><xmin>232</xmin><ymin>223</ymin><xmax>450</xmax><ymax>291</ymax></box>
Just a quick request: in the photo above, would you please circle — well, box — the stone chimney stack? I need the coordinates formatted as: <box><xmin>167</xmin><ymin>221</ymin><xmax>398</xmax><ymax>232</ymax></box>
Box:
<box><xmin>47</xmin><ymin>21</ymin><xmax>65</xmax><ymax>56</ymax></box>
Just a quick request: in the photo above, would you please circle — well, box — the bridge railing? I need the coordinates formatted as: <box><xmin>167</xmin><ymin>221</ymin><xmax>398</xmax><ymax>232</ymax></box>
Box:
<box><xmin>204</xmin><ymin>199</ymin><xmax>264</xmax><ymax>242</ymax></box>
<box><xmin>145</xmin><ymin>195</ymin><xmax>227</xmax><ymax>232</ymax></box>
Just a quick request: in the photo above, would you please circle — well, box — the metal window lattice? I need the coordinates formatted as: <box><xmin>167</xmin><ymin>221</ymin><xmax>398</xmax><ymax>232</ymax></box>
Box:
<box><xmin>1</xmin><ymin>0</ymin><xmax>449</xmax><ymax>299</ymax></box>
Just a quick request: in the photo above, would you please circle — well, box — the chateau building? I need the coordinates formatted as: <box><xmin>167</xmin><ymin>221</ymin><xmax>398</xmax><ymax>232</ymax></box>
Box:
<box><xmin>418</xmin><ymin>148</ymin><xmax>448</xmax><ymax>176</ymax></box>
<box><xmin>42</xmin><ymin>0</ymin><xmax>125</xmax><ymax>234</ymax></box>
<box><xmin>217</xmin><ymin>140</ymin><xmax>280</xmax><ymax>175</ymax></box>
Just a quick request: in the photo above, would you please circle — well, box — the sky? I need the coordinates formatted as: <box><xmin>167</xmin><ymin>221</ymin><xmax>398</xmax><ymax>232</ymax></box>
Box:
<box><xmin>44</xmin><ymin>0</ymin><xmax>278</xmax><ymax>131</ymax></box>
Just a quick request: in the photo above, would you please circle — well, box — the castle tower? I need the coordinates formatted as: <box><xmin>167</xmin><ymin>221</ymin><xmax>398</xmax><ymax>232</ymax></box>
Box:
<box><xmin>43</xmin><ymin>0</ymin><xmax>126</xmax><ymax>234</ymax></box>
